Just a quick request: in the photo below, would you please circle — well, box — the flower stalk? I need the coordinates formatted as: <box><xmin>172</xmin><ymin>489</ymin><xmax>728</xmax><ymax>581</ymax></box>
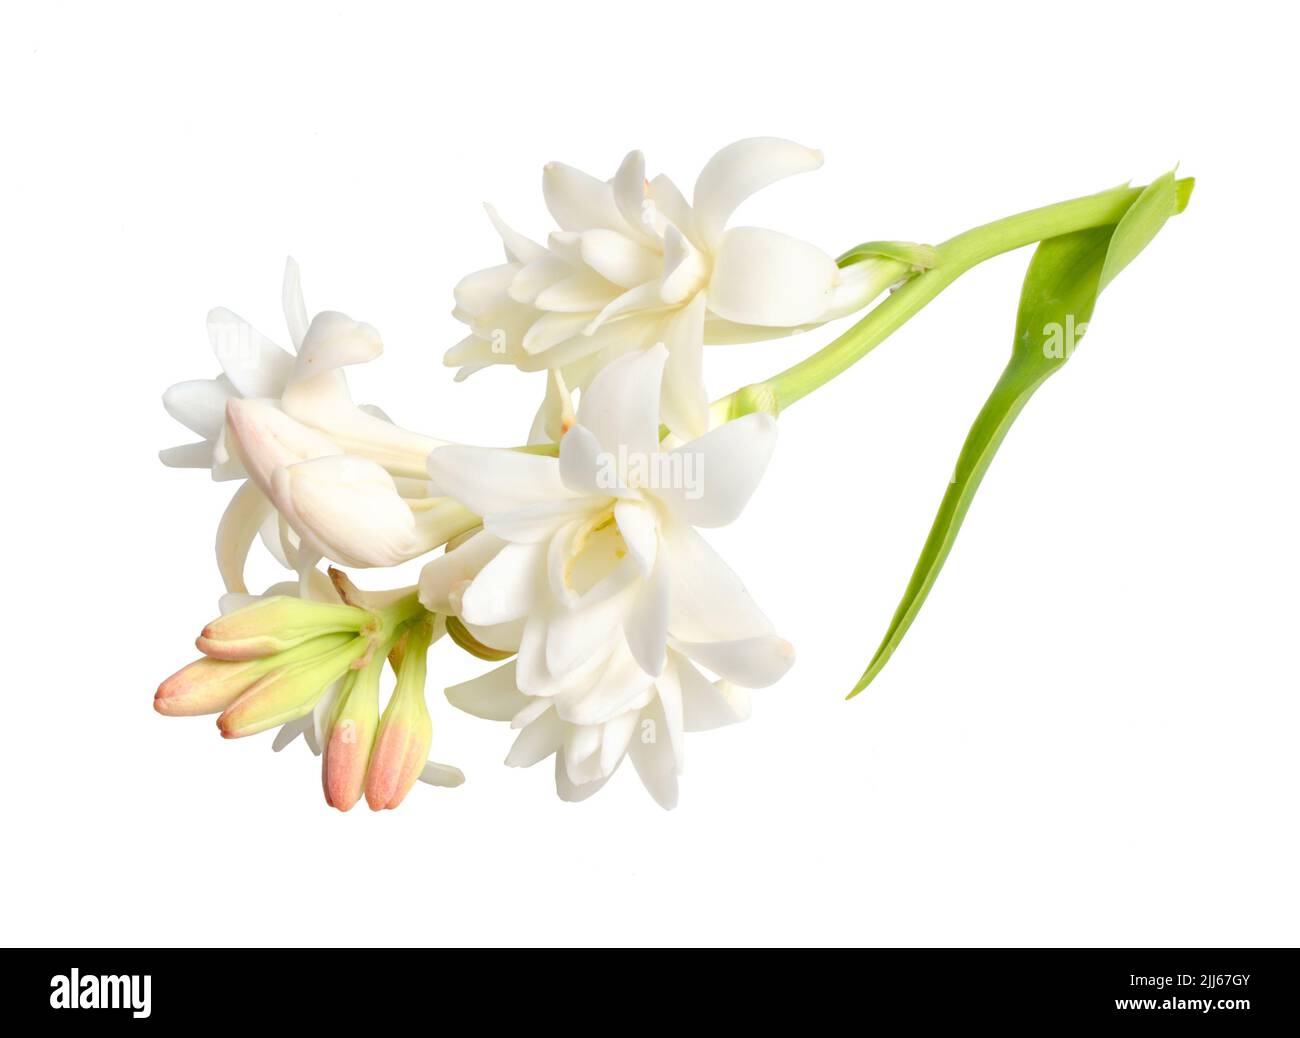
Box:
<box><xmin>718</xmin><ymin>177</ymin><xmax>1196</xmax><ymax>420</ymax></box>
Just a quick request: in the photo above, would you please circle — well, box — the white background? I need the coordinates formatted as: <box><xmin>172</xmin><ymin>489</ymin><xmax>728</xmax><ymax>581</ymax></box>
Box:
<box><xmin>3</xmin><ymin>1</ymin><xmax>1296</xmax><ymax>947</ymax></box>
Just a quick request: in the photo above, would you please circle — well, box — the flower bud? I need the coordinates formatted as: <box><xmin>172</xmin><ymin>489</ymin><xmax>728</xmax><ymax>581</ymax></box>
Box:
<box><xmin>155</xmin><ymin>655</ymin><xmax>273</xmax><ymax>717</ymax></box>
<box><xmin>196</xmin><ymin>595</ymin><xmax>370</xmax><ymax>660</ymax></box>
<box><xmin>217</xmin><ymin>634</ymin><xmax>368</xmax><ymax>739</ymax></box>
<box><xmin>364</xmin><ymin>618</ymin><xmax>437</xmax><ymax>810</ymax></box>
<box><xmin>155</xmin><ymin>633</ymin><xmax>350</xmax><ymax>717</ymax></box>
<box><xmin>322</xmin><ymin>653</ymin><xmax>383</xmax><ymax>812</ymax></box>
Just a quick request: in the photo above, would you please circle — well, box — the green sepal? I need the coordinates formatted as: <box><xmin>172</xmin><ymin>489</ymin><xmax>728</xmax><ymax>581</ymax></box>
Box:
<box><xmin>837</xmin><ymin>240</ymin><xmax>938</xmax><ymax>271</ymax></box>
<box><xmin>445</xmin><ymin>615</ymin><xmax>516</xmax><ymax>662</ymax></box>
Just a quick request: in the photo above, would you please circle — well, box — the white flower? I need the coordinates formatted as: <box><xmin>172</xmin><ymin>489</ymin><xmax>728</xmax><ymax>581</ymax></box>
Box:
<box><xmin>448</xmin><ymin>137</ymin><xmax>900</xmax><ymax>441</ymax></box>
<box><xmin>420</xmin><ymin>345</ymin><xmax>793</xmax><ymax>808</ymax></box>
<box><xmin>161</xmin><ymin>260</ymin><xmax>474</xmax><ymax>586</ymax></box>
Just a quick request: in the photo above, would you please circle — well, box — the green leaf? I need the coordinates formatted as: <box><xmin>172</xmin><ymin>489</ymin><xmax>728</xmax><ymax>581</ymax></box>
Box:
<box><xmin>849</xmin><ymin>172</ymin><xmax>1193</xmax><ymax>697</ymax></box>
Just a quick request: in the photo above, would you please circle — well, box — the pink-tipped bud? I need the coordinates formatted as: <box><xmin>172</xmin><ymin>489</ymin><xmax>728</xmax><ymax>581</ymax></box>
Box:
<box><xmin>196</xmin><ymin>596</ymin><xmax>370</xmax><ymax>660</ymax></box>
<box><xmin>322</xmin><ymin>656</ymin><xmax>383</xmax><ymax>812</ymax></box>
<box><xmin>364</xmin><ymin>620</ymin><xmax>436</xmax><ymax>810</ymax></box>
<box><xmin>155</xmin><ymin>655</ymin><xmax>271</xmax><ymax>716</ymax></box>
<box><xmin>216</xmin><ymin>633</ymin><xmax>361</xmax><ymax>739</ymax></box>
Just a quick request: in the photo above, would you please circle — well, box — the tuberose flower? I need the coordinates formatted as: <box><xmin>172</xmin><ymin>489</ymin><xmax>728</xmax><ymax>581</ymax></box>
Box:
<box><xmin>419</xmin><ymin>345</ymin><xmax>794</xmax><ymax>807</ymax></box>
<box><xmin>448</xmin><ymin>137</ymin><xmax>902</xmax><ymax>441</ymax></box>
<box><xmin>160</xmin><ymin>259</ymin><xmax>474</xmax><ymax>588</ymax></box>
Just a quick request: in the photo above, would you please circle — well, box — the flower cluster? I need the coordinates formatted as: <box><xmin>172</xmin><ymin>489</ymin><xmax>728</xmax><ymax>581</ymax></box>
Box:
<box><xmin>156</xmin><ymin>137</ymin><xmax>900</xmax><ymax>811</ymax></box>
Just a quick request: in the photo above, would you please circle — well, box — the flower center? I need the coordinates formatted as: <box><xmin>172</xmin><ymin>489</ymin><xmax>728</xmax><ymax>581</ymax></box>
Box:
<box><xmin>562</xmin><ymin>509</ymin><xmax>627</xmax><ymax>596</ymax></box>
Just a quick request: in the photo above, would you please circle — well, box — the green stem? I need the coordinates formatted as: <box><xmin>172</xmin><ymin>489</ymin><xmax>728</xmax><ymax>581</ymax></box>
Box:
<box><xmin>721</xmin><ymin>179</ymin><xmax>1193</xmax><ymax>417</ymax></box>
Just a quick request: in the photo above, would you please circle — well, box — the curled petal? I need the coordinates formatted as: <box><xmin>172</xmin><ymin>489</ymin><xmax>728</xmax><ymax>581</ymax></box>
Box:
<box><xmin>691</xmin><ymin>137</ymin><xmax>823</xmax><ymax>249</ymax></box>
<box><xmin>215</xmin><ymin>481</ymin><xmax>274</xmax><ymax>594</ymax></box>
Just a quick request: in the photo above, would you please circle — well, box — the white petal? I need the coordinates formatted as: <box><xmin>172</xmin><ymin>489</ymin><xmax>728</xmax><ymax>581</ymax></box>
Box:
<box><xmin>224</xmin><ymin>398</ymin><xmax>341</xmax><ymax>496</ymax></box>
<box><xmin>582</xmin><ymin>281</ymin><xmax>665</xmax><ymax>335</ymax></box>
<box><xmin>485</xmin><ymin>203</ymin><xmax>548</xmax><ymax>265</ymax></box>
<box><xmin>259</xmin><ymin>510</ymin><xmax>296</xmax><ymax>570</ymax></box>
<box><xmin>534</xmin><ymin>270</ymin><xmax>618</xmax><ymax>313</ymax></box>
<box><xmin>599</xmin><ymin>710</ymin><xmax>639</xmax><ymax>775</ymax></box>
<box><xmin>677</xmin><ymin>654</ymin><xmax>752</xmax><ymax>731</ymax></box>
<box><xmin>655</xmin><ymin>413</ymin><xmax>777</xmax><ymax>527</ymax></box>
<box><xmin>162</xmin><ymin>377</ymin><xmax>234</xmax><ymax>439</ymax></box>
<box><xmin>276</xmin><ymin>454</ymin><xmax>429</xmax><ymax>568</ymax></box>
<box><xmin>428</xmin><ymin>445</ymin><xmax>572</xmax><ymax>517</ymax></box>
<box><xmin>505</xmin><ymin>706</ymin><xmax>565</xmax><ymax>768</ymax></box>
<box><xmin>159</xmin><ymin>441</ymin><xmax>213</xmax><ymax>468</ymax></box>
<box><xmin>460</xmin><ymin>542</ymin><xmax>543</xmax><ymax>625</ymax></box>
<box><xmin>311</xmin><ymin>678</ymin><xmax>343</xmax><ymax>753</ymax></box>
<box><xmin>655</xmin><ymin>654</ymin><xmax>686</xmax><ymax>768</ymax></box>
<box><xmin>691</xmin><ymin>137</ymin><xmax>823</xmax><ymax>248</ymax></box>
<box><xmin>580</xmin><ymin>229</ymin><xmax>661</xmax><ymax>288</ymax></box>
<box><xmin>528</xmin><ymin>373</ymin><xmax>563</xmax><ymax>446</ymax></box>
<box><xmin>576</xmin><ymin>344</ymin><xmax>667</xmax><ymax>455</ymax></box>
<box><xmin>628</xmin><ymin>697</ymin><xmax>678</xmax><ymax>810</ymax></box>
<box><xmin>554</xmin><ymin>755</ymin><xmax>612</xmax><ymax>802</ymax></box>
<box><xmin>271</xmin><ymin>719</ymin><xmax>307</xmax><ymax>752</ymax></box>
<box><xmin>824</xmin><ymin>256</ymin><xmax>908</xmax><ymax>321</ymax></box>
<box><xmin>486</xmin><ymin>498</ymin><xmax>596</xmax><ymax>543</ymax></box>
<box><xmin>660</xmin><ymin>519</ymin><xmax>775</xmax><ymax>643</ymax></box>
<box><xmin>557</xmin><ymin>640</ymin><xmax>655</xmax><ymax>726</ymax></box>
<box><xmin>708</xmin><ymin>227</ymin><xmax>840</xmax><ymax>327</ymax></box>
<box><xmin>558</xmin><ymin>423</ymin><xmax>612</xmax><ymax>496</ymax></box>
<box><xmin>215</xmin><ymin>480</ymin><xmax>273</xmax><ymax>593</ymax></box>
<box><xmin>612</xmin><ymin>149</ymin><xmax>659</xmax><ymax>245</ymax></box>
<box><xmin>281</xmin><ymin>377</ymin><xmax>442</xmax><ymax>481</ymax></box>
<box><xmin>510</xmin><ymin>254</ymin><xmax>570</xmax><ymax>305</ymax></box>
<box><xmin>290</xmin><ymin>311</ymin><xmax>382</xmax><ymax>382</ymax></box>
<box><xmin>657</xmin><ymin>294</ymin><xmax>709</xmax><ymax>441</ymax></box>
<box><xmin>545</xmin><ymin>230</ymin><xmax>586</xmax><ymax>268</ymax></box>
<box><xmin>282</xmin><ymin>257</ymin><xmax>310</xmax><ymax>350</ymax></box>
<box><xmin>418</xmin><ymin>530</ymin><xmax>504</xmax><ymax>614</ymax></box>
<box><xmin>659</xmin><ymin>226</ymin><xmax>709</xmax><ymax>304</ymax></box>
<box><xmin>455</xmin><ymin>263</ymin><xmax>517</xmax><ymax>318</ymax></box>
<box><xmin>206</xmin><ymin>307</ymin><xmax>294</xmax><ymax>398</ymax></box>
<box><xmin>446</xmin><ymin>661</ymin><xmax>529</xmax><ymax>721</ymax></box>
<box><xmin>614</xmin><ymin>500</ymin><xmax>658</xmax><ymax>575</ymax></box>
<box><xmin>543</xmin><ymin>161</ymin><xmax>633</xmax><ymax>234</ymax></box>
<box><xmin>673</xmin><ymin>633</ymin><xmax>795</xmax><ymax>689</ymax></box>
<box><xmin>418</xmin><ymin>762</ymin><xmax>466</xmax><ymax>788</ymax></box>
<box><xmin>624</xmin><ymin>549</ymin><xmax>669</xmax><ymax>677</ymax></box>
<box><xmin>521</xmin><ymin>311</ymin><xmax>591</xmax><ymax>356</ymax></box>
<box><xmin>563</xmin><ymin>723</ymin><xmax>602</xmax><ymax>785</ymax></box>
<box><xmin>647</xmin><ymin>174</ymin><xmax>696</xmax><ymax>244</ymax></box>
<box><xmin>545</xmin><ymin>561</ymin><xmax>640</xmax><ymax>676</ymax></box>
